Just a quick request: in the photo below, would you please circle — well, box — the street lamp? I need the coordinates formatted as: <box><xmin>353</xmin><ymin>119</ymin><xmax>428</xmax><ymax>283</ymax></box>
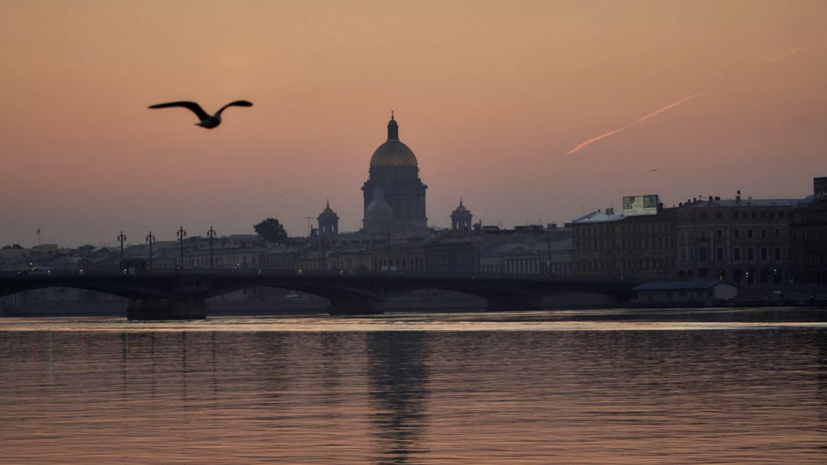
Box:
<box><xmin>207</xmin><ymin>226</ymin><xmax>217</xmax><ymax>270</ymax></box>
<box><xmin>177</xmin><ymin>226</ymin><xmax>187</xmax><ymax>270</ymax></box>
<box><xmin>146</xmin><ymin>232</ymin><xmax>156</xmax><ymax>271</ymax></box>
<box><xmin>117</xmin><ymin>231</ymin><xmax>127</xmax><ymax>270</ymax></box>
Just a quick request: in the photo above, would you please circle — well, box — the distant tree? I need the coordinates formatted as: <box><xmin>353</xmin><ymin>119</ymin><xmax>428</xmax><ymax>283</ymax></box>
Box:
<box><xmin>78</xmin><ymin>245</ymin><xmax>95</xmax><ymax>254</ymax></box>
<box><xmin>254</xmin><ymin>218</ymin><xmax>288</xmax><ymax>245</ymax></box>
<box><xmin>1</xmin><ymin>245</ymin><xmax>10</xmax><ymax>250</ymax></box>
<box><xmin>11</xmin><ymin>244</ymin><xmax>22</xmax><ymax>249</ymax></box>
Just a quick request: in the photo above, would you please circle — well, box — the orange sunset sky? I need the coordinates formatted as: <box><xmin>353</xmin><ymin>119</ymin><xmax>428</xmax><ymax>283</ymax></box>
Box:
<box><xmin>1</xmin><ymin>0</ymin><xmax>826</xmax><ymax>247</ymax></box>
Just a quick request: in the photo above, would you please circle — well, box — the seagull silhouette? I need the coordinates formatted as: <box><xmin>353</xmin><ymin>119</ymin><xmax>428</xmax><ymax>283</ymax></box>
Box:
<box><xmin>148</xmin><ymin>100</ymin><xmax>252</xmax><ymax>129</ymax></box>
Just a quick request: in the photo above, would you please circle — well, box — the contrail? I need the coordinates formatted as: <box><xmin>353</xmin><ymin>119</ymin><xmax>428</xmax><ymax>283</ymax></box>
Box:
<box><xmin>768</xmin><ymin>48</ymin><xmax>801</xmax><ymax>63</ymax></box>
<box><xmin>562</xmin><ymin>92</ymin><xmax>704</xmax><ymax>157</ymax></box>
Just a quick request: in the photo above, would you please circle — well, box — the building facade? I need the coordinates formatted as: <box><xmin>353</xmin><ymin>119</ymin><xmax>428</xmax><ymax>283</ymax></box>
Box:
<box><xmin>572</xmin><ymin>206</ymin><xmax>678</xmax><ymax>279</ymax></box>
<box><xmin>676</xmin><ymin>196</ymin><xmax>804</xmax><ymax>285</ymax></box>
<box><xmin>790</xmin><ymin>177</ymin><xmax>827</xmax><ymax>285</ymax></box>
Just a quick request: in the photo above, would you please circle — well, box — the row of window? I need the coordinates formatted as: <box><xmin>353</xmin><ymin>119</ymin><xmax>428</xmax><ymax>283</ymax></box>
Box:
<box><xmin>182</xmin><ymin>256</ymin><xmax>256</xmax><ymax>268</ymax></box>
<box><xmin>794</xmin><ymin>211</ymin><xmax>827</xmax><ymax>223</ymax></box>
<box><xmin>575</xmin><ymin>222</ymin><xmax>675</xmax><ymax>237</ymax></box>
<box><xmin>695</xmin><ymin>211</ymin><xmax>787</xmax><ymax>220</ymax></box>
<box><xmin>681</xmin><ymin>246</ymin><xmax>787</xmax><ymax>263</ymax></box>
<box><xmin>676</xmin><ymin>268</ymin><xmax>786</xmax><ymax>285</ymax></box>
<box><xmin>371</xmin><ymin>257</ymin><xmax>425</xmax><ymax>271</ymax></box>
<box><xmin>680</xmin><ymin>228</ymin><xmax>784</xmax><ymax>240</ymax></box>
<box><xmin>577</xmin><ymin>236</ymin><xmax>674</xmax><ymax>251</ymax></box>
<box><xmin>794</xmin><ymin>231</ymin><xmax>827</xmax><ymax>243</ymax></box>
<box><xmin>576</xmin><ymin>258</ymin><xmax>675</xmax><ymax>273</ymax></box>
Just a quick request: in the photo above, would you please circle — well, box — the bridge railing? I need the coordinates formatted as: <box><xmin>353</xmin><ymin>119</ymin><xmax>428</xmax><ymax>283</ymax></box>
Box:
<box><xmin>0</xmin><ymin>267</ymin><xmax>634</xmax><ymax>283</ymax></box>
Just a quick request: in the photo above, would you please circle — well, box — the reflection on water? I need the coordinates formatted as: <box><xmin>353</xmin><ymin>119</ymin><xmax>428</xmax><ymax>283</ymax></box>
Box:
<box><xmin>1</xmin><ymin>323</ymin><xmax>827</xmax><ymax>463</ymax></box>
<box><xmin>367</xmin><ymin>333</ymin><xmax>430</xmax><ymax>464</ymax></box>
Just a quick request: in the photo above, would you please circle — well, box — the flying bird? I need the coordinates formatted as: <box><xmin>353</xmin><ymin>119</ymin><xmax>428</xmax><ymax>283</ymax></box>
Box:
<box><xmin>148</xmin><ymin>100</ymin><xmax>253</xmax><ymax>129</ymax></box>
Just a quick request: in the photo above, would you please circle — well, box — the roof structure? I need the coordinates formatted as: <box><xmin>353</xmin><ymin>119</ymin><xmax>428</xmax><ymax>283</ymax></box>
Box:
<box><xmin>571</xmin><ymin>209</ymin><xmax>624</xmax><ymax>224</ymax></box>
<box><xmin>679</xmin><ymin>198</ymin><xmax>810</xmax><ymax>208</ymax></box>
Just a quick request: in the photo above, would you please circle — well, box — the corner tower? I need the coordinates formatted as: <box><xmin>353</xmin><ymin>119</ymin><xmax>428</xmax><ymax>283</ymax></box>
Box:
<box><xmin>451</xmin><ymin>198</ymin><xmax>473</xmax><ymax>231</ymax></box>
<box><xmin>317</xmin><ymin>200</ymin><xmax>339</xmax><ymax>239</ymax></box>
<box><xmin>361</xmin><ymin>114</ymin><xmax>428</xmax><ymax>231</ymax></box>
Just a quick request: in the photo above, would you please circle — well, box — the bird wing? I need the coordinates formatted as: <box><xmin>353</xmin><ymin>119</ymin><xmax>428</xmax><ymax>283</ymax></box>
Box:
<box><xmin>148</xmin><ymin>101</ymin><xmax>210</xmax><ymax>121</ymax></box>
<box><xmin>215</xmin><ymin>100</ymin><xmax>253</xmax><ymax>117</ymax></box>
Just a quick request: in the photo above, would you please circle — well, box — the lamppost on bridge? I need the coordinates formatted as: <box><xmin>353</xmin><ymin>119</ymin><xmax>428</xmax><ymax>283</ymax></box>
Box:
<box><xmin>146</xmin><ymin>232</ymin><xmax>155</xmax><ymax>271</ymax></box>
<box><xmin>207</xmin><ymin>226</ymin><xmax>217</xmax><ymax>270</ymax></box>
<box><xmin>176</xmin><ymin>226</ymin><xmax>187</xmax><ymax>270</ymax></box>
<box><xmin>117</xmin><ymin>231</ymin><xmax>127</xmax><ymax>270</ymax></box>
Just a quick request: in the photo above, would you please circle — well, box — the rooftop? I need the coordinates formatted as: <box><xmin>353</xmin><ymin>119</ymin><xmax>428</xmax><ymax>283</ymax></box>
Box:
<box><xmin>572</xmin><ymin>209</ymin><xmax>624</xmax><ymax>224</ymax></box>
<box><xmin>679</xmin><ymin>198</ymin><xmax>810</xmax><ymax>208</ymax></box>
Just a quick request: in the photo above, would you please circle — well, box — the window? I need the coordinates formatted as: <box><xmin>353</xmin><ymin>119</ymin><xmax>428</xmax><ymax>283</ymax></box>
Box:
<box><xmin>734</xmin><ymin>212</ymin><xmax>740</xmax><ymax>219</ymax></box>
<box><xmin>701</xmin><ymin>212</ymin><xmax>707</xmax><ymax>219</ymax></box>
<box><xmin>734</xmin><ymin>229</ymin><xmax>740</xmax><ymax>238</ymax></box>
<box><xmin>717</xmin><ymin>247</ymin><xmax>724</xmax><ymax>260</ymax></box>
<box><xmin>774</xmin><ymin>229</ymin><xmax>780</xmax><ymax>238</ymax></box>
<box><xmin>734</xmin><ymin>248</ymin><xmax>741</xmax><ymax>261</ymax></box>
<box><xmin>752</xmin><ymin>212</ymin><xmax>757</xmax><ymax>219</ymax></box>
<box><xmin>748</xmin><ymin>229</ymin><xmax>753</xmax><ymax>238</ymax></box>
<box><xmin>717</xmin><ymin>229</ymin><xmax>723</xmax><ymax>238</ymax></box>
<box><xmin>769</xmin><ymin>212</ymin><xmax>775</xmax><ymax>219</ymax></box>
<box><xmin>761</xmin><ymin>229</ymin><xmax>767</xmax><ymax>238</ymax></box>
<box><xmin>779</xmin><ymin>212</ymin><xmax>785</xmax><ymax>218</ymax></box>
<box><xmin>716</xmin><ymin>212</ymin><xmax>722</xmax><ymax>219</ymax></box>
<box><xmin>748</xmin><ymin>248</ymin><xmax>754</xmax><ymax>261</ymax></box>
<box><xmin>761</xmin><ymin>247</ymin><xmax>768</xmax><ymax>261</ymax></box>
<box><xmin>774</xmin><ymin>247</ymin><xmax>781</xmax><ymax>261</ymax></box>
<box><xmin>760</xmin><ymin>212</ymin><xmax>766</xmax><ymax>219</ymax></box>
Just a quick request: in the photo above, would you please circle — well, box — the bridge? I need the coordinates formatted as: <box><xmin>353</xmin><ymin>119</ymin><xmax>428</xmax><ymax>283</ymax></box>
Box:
<box><xmin>0</xmin><ymin>270</ymin><xmax>641</xmax><ymax>320</ymax></box>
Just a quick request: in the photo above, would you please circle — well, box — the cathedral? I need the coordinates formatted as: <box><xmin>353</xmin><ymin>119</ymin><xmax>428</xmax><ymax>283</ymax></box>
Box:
<box><xmin>362</xmin><ymin>115</ymin><xmax>428</xmax><ymax>232</ymax></box>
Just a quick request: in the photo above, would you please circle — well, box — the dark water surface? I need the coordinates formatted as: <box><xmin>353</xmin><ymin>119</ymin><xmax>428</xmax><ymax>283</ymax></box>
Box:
<box><xmin>2</xmin><ymin>315</ymin><xmax>827</xmax><ymax>464</ymax></box>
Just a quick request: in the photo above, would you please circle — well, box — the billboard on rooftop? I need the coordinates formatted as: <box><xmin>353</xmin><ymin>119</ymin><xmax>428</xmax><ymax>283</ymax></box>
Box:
<box><xmin>623</xmin><ymin>195</ymin><xmax>659</xmax><ymax>216</ymax></box>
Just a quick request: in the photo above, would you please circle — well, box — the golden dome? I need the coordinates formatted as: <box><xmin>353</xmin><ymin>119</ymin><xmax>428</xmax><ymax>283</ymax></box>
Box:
<box><xmin>455</xmin><ymin>197</ymin><xmax>468</xmax><ymax>212</ymax></box>
<box><xmin>321</xmin><ymin>199</ymin><xmax>335</xmax><ymax>215</ymax></box>
<box><xmin>369</xmin><ymin>116</ymin><xmax>418</xmax><ymax>168</ymax></box>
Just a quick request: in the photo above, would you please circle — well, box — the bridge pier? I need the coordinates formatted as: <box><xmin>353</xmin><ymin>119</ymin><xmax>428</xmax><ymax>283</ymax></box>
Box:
<box><xmin>127</xmin><ymin>298</ymin><xmax>207</xmax><ymax>320</ymax></box>
<box><xmin>485</xmin><ymin>297</ymin><xmax>544</xmax><ymax>312</ymax></box>
<box><xmin>328</xmin><ymin>298</ymin><xmax>384</xmax><ymax>316</ymax></box>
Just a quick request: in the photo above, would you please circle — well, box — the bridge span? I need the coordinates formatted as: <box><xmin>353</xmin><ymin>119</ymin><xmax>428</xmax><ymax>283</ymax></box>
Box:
<box><xmin>0</xmin><ymin>270</ymin><xmax>640</xmax><ymax>320</ymax></box>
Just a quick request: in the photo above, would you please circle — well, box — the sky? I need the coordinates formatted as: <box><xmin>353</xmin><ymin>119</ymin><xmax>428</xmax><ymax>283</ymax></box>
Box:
<box><xmin>1</xmin><ymin>0</ymin><xmax>826</xmax><ymax>247</ymax></box>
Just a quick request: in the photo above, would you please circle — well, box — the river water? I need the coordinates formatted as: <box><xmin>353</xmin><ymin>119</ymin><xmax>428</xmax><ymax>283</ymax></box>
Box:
<box><xmin>2</xmin><ymin>313</ymin><xmax>827</xmax><ymax>464</ymax></box>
